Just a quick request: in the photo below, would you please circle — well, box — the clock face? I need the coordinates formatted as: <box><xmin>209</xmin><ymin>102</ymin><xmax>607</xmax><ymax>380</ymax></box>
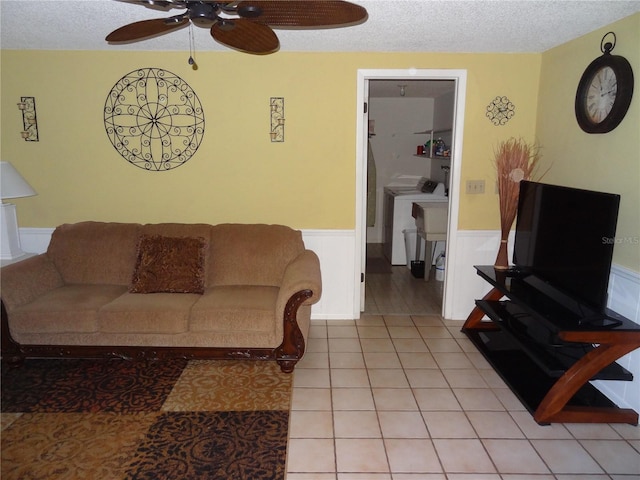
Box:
<box><xmin>575</xmin><ymin>53</ymin><xmax>634</xmax><ymax>134</ymax></box>
<box><xmin>586</xmin><ymin>66</ymin><xmax>617</xmax><ymax>124</ymax></box>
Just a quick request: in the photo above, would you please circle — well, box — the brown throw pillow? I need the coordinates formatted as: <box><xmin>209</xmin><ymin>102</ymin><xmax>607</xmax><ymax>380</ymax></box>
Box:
<box><xmin>130</xmin><ymin>235</ymin><xmax>206</xmax><ymax>294</ymax></box>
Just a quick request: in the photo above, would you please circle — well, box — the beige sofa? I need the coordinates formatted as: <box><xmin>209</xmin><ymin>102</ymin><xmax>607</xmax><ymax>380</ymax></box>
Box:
<box><xmin>0</xmin><ymin>222</ymin><xmax>322</xmax><ymax>372</ymax></box>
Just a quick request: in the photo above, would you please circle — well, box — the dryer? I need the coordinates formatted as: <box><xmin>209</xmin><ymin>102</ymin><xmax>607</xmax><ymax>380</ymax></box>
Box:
<box><xmin>383</xmin><ymin>181</ymin><xmax>448</xmax><ymax>265</ymax></box>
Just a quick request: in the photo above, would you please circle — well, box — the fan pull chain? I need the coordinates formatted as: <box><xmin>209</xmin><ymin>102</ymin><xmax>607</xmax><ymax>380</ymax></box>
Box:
<box><xmin>188</xmin><ymin>24</ymin><xmax>198</xmax><ymax>70</ymax></box>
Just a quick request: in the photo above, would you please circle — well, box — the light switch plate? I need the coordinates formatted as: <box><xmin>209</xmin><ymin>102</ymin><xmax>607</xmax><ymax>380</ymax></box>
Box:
<box><xmin>466</xmin><ymin>180</ymin><xmax>485</xmax><ymax>194</ymax></box>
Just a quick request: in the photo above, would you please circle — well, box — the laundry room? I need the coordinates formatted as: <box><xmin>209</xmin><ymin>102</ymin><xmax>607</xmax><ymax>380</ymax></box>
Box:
<box><xmin>366</xmin><ymin>79</ymin><xmax>456</xmax><ymax>273</ymax></box>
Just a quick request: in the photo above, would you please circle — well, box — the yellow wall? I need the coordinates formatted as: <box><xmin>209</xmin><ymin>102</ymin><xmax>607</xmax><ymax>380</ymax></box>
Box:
<box><xmin>537</xmin><ymin>13</ymin><xmax>640</xmax><ymax>271</ymax></box>
<box><xmin>1</xmin><ymin>50</ymin><xmax>540</xmax><ymax>231</ymax></box>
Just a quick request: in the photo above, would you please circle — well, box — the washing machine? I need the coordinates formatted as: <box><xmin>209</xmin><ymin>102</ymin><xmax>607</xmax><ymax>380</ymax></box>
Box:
<box><xmin>383</xmin><ymin>180</ymin><xmax>448</xmax><ymax>265</ymax></box>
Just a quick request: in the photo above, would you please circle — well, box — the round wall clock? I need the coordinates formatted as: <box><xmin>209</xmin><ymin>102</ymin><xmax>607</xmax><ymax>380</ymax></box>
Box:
<box><xmin>104</xmin><ymin>68</ymin><xmax>205</xmax><ymax>171</ymax></box>
<box><xmin>575</xmin><ymin>32</ymin><xmax>634</xmax><ymax>134</ymax></box>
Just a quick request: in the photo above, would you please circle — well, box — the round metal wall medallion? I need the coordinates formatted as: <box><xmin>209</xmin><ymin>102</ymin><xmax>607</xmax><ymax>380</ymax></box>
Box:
<box><xmin>104</xmin><ymin>68</ymin><xmax>205</xmax><ymax>171</ymax></box>
<box><xmin>486</xmin><ymin>96</ymin><xmax>515</xmax><ymax>126</ymax></box>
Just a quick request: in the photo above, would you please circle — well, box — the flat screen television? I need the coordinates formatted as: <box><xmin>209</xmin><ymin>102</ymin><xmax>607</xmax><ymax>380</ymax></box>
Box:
<box><xmin>513</xmin><ymin>180</ymin><xmax>620</xmax><ymax>322</ymax></box>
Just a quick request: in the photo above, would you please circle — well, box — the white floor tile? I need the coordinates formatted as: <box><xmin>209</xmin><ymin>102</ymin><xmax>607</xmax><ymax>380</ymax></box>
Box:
<box><xmin>332</xmin><ymin>387</ymin><xmax>376</xmax><ymax>411</ymax></box>
<box><xmin>580</xmin><ymin>439</ymin><xmax>640</xmax><ymax>475</ymax></box>
<box><xmin>385</xmin><ymin>439</ymin><xmax>442</xmax><ymax>473</ymax></box>
<box><xmin>483</xmin><ymin>439</ymin><xmax>550</xmax><ymax>473</ymax></box>
<box><xmin>289</xmin><ymin>410</ymin><xmax>334</xmax><ymax>438</ymax></box>
<box><xmin>378</xmin><ymin>411</ymin><xmax>429</xmax><ymax>439</ymax></box>
<box><xmin>335</xmin><ymin>438</ymin><xmax>389</xmax><ymax>473</ymax></box>
<box><xmin>373</xmin><ymin>388</ymin><xmax>419</xmax><ymax>411</ymax></box>
<box><xmin>530</xmin><ymin>439</ymin><xmax>604</xmax><ymax>474</ymax></box>
<box><xmin>432</xmin><ymin>438</ymin><xmax>496</xmax><ymax>473</ymax></box>
<box><xmin>413</xmin><ymin>388</ymin><xmax>461</xmax><ymax>411</ymax></box>
<box><xmin>292</xmin><ymin>387</ymin><xmax>332</xmax><ymax>411</ymax></box>
<box><xmin>287</xmin><ymin>438</ymin><xmax>336</xmax><ymax>473</ymax></box>
<box><xmin>290</xmin><ymin>283</ymin><xmax>633</xmax><ymax>479</ymax></box>
<box><xmin>466</xmin><ymin>411</ymin><xmax>525</xmax><ymax>438</ymax></box>
<box><xmin>293</xmin><ymin>368</ymin><xmax>331</xmax><ymax>388</ymax></box>
<box><xmin>334</xmin><ymin>410</ymin><xmax>381</xmax><ymax>438</ymax></box>
<box><xmin>421</xmin><ymin>411</ymin><xmax>476</xmax><ymax>438</ymax></box>
<box><xmin>330</xmin><ymin>368</ymin><xmax>370</xmax><ymax>388</ymax></box>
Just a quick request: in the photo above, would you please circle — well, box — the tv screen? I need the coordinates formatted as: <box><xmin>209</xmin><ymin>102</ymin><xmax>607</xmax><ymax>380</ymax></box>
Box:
<box><xmin>513</xmin><ymin>181</ymin><xmax>620</xmax><ymax>315</ymax></box>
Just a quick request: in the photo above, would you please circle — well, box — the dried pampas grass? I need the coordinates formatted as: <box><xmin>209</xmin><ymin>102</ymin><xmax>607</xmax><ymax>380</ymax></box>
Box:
<box><xmin>494</xmin><ymin>137</ymin><xmax>546</xmax><ymax>270</ymax></box>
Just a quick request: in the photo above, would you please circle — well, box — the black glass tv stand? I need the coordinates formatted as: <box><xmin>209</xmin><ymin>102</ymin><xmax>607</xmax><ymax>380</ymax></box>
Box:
<box><xmin>462</xmin><ymin>265</ymin><xmax>640</xmax><ymax>425</ymax></box>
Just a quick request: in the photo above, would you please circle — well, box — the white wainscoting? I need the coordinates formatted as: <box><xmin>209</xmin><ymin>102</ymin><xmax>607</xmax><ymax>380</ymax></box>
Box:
<box><xmin>594</xmin><ymin>263</ymin><xmax>640</xmax><ymax>413</ymax></box>
<box><xmin>300</xmin><ymin>230</ymin><xmax>356</xmax><ymax>320</ymax></box>
<box><xmin>16</xmin><ymin>227</ymin><xmax>640</xmax><ymax>411</ymax></box>
<box><xmin>17</xmin><ymin>227</ymin><xmax>54</xmax><ymax>255</ymax></box>
<box><xmin>444</xmin><ymin>230</ymin><xmax>515</xmax><ymax>321</ymax></box>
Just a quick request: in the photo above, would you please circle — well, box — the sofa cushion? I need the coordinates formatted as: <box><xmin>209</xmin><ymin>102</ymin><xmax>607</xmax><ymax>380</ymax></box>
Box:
<box><xmin>207</xmin><ymin>224</ymin><xmax>304</xmax><ymax>287</ymax></box>
<box><xmin>190</xmin><ymin>285</ymin><xmax>278</xmax><ymax>333</ymax></box>
<box><xmin>47</xmin><ymin>222</ymin><xmax>141</xmax><ymax>286</ymax></box>
<box><xmin>130</xmin><ymin>235</ymin><xmax>206</xmax><ymax>294</ymax></box>
<box><xmin>9</xmin><ymin>285</ymin><xmax>128</xmax><ymax>334</ymax></box>
<box><xmin>99</xmin><ymin>292</ymin><xmax>199</xmax><ymax>334</ymax></box>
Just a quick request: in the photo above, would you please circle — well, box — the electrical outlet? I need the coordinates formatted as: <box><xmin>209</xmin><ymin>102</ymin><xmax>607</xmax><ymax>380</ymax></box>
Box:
<box><xmin>466</xmin><ymin>180</ymin><xmax>485</xmax><ymax>194</ymax></box>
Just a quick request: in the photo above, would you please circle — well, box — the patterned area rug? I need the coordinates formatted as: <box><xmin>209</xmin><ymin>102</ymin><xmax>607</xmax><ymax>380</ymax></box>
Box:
<box><xmin>1</xmin><ymin>358</ymin><xmax>292</xmax><ymax>480</ymax></box>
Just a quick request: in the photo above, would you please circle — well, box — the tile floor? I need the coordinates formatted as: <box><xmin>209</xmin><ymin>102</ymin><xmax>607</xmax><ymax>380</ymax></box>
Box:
<box><xmin>286</xmin><ymin>251</ymin><xmax>640</xmax><ymax>479</ymax></box>
<box><xmin>364</xmin><ymin>245</ymin><xmax>444</xmax><ymax>316</ymax></box>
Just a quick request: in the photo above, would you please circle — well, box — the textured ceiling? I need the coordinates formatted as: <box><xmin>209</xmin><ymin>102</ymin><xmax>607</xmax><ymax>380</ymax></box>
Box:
<box><xmin>2</xmin><ymin>0</ymin><xmax>639</xmax><ymax>54</ymax></box>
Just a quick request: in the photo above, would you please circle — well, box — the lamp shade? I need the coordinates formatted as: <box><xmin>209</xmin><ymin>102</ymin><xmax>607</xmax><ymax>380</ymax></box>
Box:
<box><xmin>1</xmin><ymin>161</ymin><xmax>37</xmax><ymax>200</ymax></box>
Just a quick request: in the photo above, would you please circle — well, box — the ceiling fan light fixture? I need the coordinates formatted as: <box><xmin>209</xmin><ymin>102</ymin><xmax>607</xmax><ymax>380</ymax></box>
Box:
<box><xmin>238</xmin><ymin>4</ymin><xmax>263</xmax><ymax>18</ymax></box>
<box><xmin>165</xmin><ymin>14</ymin><xmax>186</xmax><ymax>24</ymax></box>
<box><xmin>188</xmin><ymin>2</ymin><xmax>218</xmax><ymax>25</ymax></box>
<box><xmin>217</xmin><ymin>19</ymin><xmax>236</xmax><ymax>32</ymax></box>
<box><xmin>138</xmin><ymin>0</ymin><xmax>173</xmax><ymax>7</ymax></box>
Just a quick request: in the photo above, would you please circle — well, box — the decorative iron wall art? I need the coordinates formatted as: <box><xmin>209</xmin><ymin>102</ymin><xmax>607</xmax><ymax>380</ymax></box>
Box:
<box><xmin>17</xmin><ymin>97</ymin><xmax>39</xmax><ymax>141</ymax></box>
<box><xmin>486</xmin><ymin>96</ymin><xmax>515</xmax><ymax>126</ymax></box>
<box><xmin>270</xmin><ymin>97</ymin><xmax>285</xmax><ymax>142</ymax></box>
<box><xmin>104</xmin><ymin>68</ymin><xmax>205</xmax><ymax>171</ymax></box>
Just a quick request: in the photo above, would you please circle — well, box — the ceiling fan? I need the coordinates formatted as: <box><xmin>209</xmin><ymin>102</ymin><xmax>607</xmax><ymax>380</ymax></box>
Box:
<box><xmin>106</xmin><ymin>0</ymin><xmax>368</xmax><ymax>55</ymax></box>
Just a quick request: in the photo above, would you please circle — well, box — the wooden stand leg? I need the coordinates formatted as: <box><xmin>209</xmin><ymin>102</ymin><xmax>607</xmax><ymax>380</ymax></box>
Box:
<box><xmin>534</xmin><ymin>342</ymin><xmax>640</xmax><ymax>425</ymax></box>
<box><xmin>462</xmin><ymin>287</ymin><xmax>503</xmax><ymax>330</ymax></box>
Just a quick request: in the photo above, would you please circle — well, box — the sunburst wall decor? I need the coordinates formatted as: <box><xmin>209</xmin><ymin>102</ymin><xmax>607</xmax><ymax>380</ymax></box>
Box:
<box><xmin>104</xmin><ymin>68</ymin><xmax>205</xmax><ymax>171</ymax></box>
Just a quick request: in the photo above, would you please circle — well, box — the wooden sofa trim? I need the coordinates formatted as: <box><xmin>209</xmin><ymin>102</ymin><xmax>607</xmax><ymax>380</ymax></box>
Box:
<box><xmin>1</xmin><ymin>289</ymin><xmax>312</xmax><ymax>374</ymax></box>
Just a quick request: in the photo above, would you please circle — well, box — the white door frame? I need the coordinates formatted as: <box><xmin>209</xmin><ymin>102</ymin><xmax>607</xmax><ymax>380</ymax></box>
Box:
<box><xmin>354</xmin><ymin>68</ymin><xmax>467</xmax><ymax>319</ymax></box>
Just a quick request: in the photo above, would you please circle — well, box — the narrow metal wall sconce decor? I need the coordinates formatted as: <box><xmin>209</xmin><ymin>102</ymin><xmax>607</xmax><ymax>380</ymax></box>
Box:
<box><xmin>270</xmin><ymin>97</ymin><xmax>285</xmax><ymax>142</ymax></box>
<box><xmin>17</xmin><ymin>97</ymin><xmax>39</xmax><ymax>141</ymax></box>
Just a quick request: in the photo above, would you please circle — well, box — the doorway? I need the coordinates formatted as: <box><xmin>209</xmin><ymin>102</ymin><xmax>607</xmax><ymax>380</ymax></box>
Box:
<box><xmin>354</xmin><ymin>69</ymin><xmax>468</xmax><ymax>319</ymax></box>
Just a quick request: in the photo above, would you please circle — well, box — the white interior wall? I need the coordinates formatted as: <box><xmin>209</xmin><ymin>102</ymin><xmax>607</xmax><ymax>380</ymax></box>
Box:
<box><xmin>430</xmin><ymin>90</ymin><xmax>456</xmax><ymax>186</ymax></box>
<box><xmin>366</xmin><ymin>97</ymin><xmax>434</xmax><ymax>243</ymax></box>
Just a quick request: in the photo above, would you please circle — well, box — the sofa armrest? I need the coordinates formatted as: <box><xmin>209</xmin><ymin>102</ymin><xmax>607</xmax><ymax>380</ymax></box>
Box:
<box><xmin>1</xmin><ymin>254</ymin><xmax>64</xmax><ymax>311</ymax></box>
<box><xmin>275</xmin><ymin>249</ymin><xmax>322</xmax><ymax>335</ymax></box>
<box><xmin>277</xmin><ymin>249</ymin><xmax>322</xmax><ymax>310</ymax></box>
<box><xmin>273</xmin><ymin>249</ymin><xmax>322</xmax><ymax>372</ymax></box>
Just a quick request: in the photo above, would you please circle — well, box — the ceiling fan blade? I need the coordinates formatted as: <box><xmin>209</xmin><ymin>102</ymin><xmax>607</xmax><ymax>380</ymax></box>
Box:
<box><xmin>211</xmin><ymin>18</ymin><xmax>279</xmax><ymax>55</ymax></box>
<box><xmin>106</xmin><ymin>17</ymin><xmax>189</xmax><ymax>42</ymax></box>
<box><xmin>237</xmin><ymin>0</ymin><xmax>367</xmax><ymax>27</ymax></box>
